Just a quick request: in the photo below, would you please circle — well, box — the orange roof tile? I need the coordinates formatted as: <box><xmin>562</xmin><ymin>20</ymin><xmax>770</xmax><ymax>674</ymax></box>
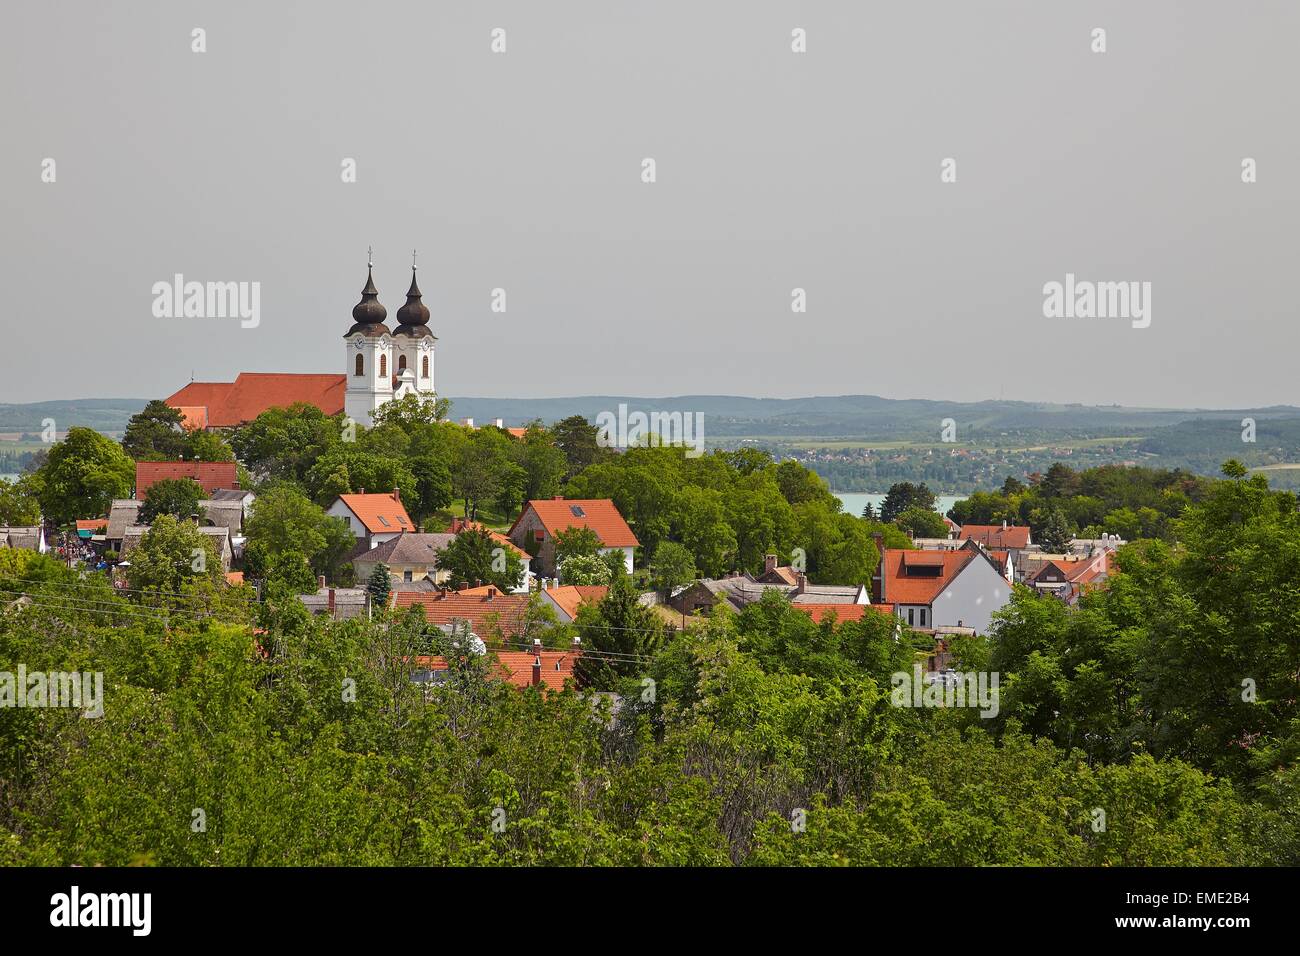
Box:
<box><xmin>337</xmin><ymin>491</ymin><xmax>413</xmax><ymax>534</ymax></box>
<box><xmin>136</xmin><ymin>461</ymin><xmax>239</xmax><ymax>497</ymax></box>
<box><xmin>225</xmin><ymin>571</ymin><xmax>245</xmax><ymax>586</ymax></box>
<box><xmin>511</xmin><ymin>498</ymin><xmax>639</xmax><ymax>548</ymax></box>
<box><xmin>880</xmin><ymin>548</ymin><xmax>978</xmax><ymax>606</ymax></box>
<box><xmin>394</xmin><ymin>589</ymin><xmax>532</xmax><ymax>638</ymax></box>
<box><xmin>791</xmin><ymin>603</ymin><xmax>893</xmax><ymax>624</ymax></box>
<box><xmin>76</xmin><ymin>518</ymin><xmax>108</xmax><ymax>533</ymax></box>
<box><xmin>166</xmin><ymin>373</ymin><xmax>346</xmax><ymax>428</ymax></box>
<box><xmin>545</xmin><ymin>585</ymin><xmax>608</xmax><ymax>620</ymax></box>
<box><xmin>412</xmin><ymin>649</ymin><xmax>579</xmax><ymax>691</ymax></box>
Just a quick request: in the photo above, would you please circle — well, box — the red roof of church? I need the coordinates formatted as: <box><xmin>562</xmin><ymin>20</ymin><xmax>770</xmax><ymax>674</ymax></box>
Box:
<box><xmin>166</xmin><ymin>373</ymin><xmax>346</xmax><ymax>428</ymax></box>
<box><xmin>136</xmin><ymin>461</ymin><xmax>239</xmax><ymax>497</ymax></box>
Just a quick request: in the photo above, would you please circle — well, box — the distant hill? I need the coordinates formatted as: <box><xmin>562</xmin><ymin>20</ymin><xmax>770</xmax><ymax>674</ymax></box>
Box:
<box><xmin>0</xmin><ymin>399</ymin><xmax>148</xmax><ymax>434</ymax></box>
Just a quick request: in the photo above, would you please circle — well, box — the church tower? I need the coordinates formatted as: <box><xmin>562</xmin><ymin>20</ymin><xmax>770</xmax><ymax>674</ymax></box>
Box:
<box><xmin>344</xmin><ymin>251</ymin><xmax>394</xmax><ymax>427</ymax></box>
<box><xmin>391</xmin><ymin>251</ymin><xmax>437</xmax><ymax>402</ymax></box>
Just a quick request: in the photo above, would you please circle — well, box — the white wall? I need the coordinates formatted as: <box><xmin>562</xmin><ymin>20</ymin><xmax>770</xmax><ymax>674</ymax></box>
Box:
<box><xmin>931</xmin><ymin>557</ymin><xmax>1011</xmax><ymax>634</ymax></box>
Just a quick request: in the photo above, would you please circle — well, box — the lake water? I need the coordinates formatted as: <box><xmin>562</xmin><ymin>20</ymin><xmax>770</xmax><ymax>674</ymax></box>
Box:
<box><xmin>835</xmin><ymin>492</ymin><xmax>964</xmax><ymax>518</ymax></box>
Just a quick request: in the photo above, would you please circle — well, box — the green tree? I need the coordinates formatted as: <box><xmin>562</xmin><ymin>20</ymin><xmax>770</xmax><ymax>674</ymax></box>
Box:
<box><xmin>648</xmin><ymin>540</ymin><xmax>697</xmax><ymax>596</ymax></box>
<box><xmin>435</xmin><ymin>525</ymin><xmax>525</xmax><ymax>592</ymax></box>
<box><xmin>243</xmin><ymin>482</ymin><xmax>354</xmax><ymax>579</ymax></box>
<box><xmin>879</xmin><ymin>482</ymin><xmax>936</xmax><ymax>523</ymax></box>
<box><xmin>552</xmin><ymin>415</ymin><xmax>608</xmax><ymax>479</ymax></box>
<box><xmin>894</xmin><ymin>505</ymin><xmax>948</xmax><ymax>540</ymax></box>
<box><xmin>139</xmin><ymin>477</ymin><xmax>207</xmax><ymax>525</ymax></box>
<box><xmin>558</xmin><ymin>553</ymin><xmax>614</xmax><ymax>586</ymax></box>
<box><xmin>264</xmin><ymin>549</ymin><xmax>319</xmax><ymax>594</ymax></box>
<box><xmin>37</xmin><ymin>427</ymin><xmax>135</xmax><ymax>525</ymax></box>
<box><xmin>574</xmin><ymin>573</ymin><xmax>666</xmax><ymax>689</ymax></box>
<box><xmin>125</xmin><ymin>514</ymin><xmax>223</xmax><ymax>595</ymax></box>
<box><xmin>366</xmin><ymin>563</ymin><xmax>393</xmax><ymax>607</ymax></box>
<box><xmin>120</xmin><ymin>399</ymin><xmax>188</xmax><ymax>461</ymax></box>
<box><xmin>553</xmin><ymin>525</ymin><xmax>603</xmax><ymax>565</ymax></box>
<box><xmin>0</xmin><ymin>477</ymin><xmax>42</xmax><ymax>525</ymax></box>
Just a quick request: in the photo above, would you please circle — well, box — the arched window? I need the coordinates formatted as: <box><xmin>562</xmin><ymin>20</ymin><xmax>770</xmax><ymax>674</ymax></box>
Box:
<box><xmin>354</xmin><ymin>354</ymin><xmax>364</xmax><ymax>376</ymax></box>
<box><xmin>379</xmin><ymin>354</ymin><xmax>387</xmax><ymax>377</ymax></box>
<box><xmin>421</xmin><ymin>355</ymin><xmax>429</xmax><ymax>378</ymax></box>
<box><xmin>398</xmin><ymin>354</ymin><xmax>407</xmax><ymax>373</ymax></box>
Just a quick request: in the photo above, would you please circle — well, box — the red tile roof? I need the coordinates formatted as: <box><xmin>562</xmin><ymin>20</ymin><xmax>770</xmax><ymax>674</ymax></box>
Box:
<box><xmin>880</xmin><ymin>548</ymin><xmax>978</xmax><ymax>606</ymax></box>
<box><xmin>412</xmin><ymin>649</ymin><xmax>579</xmax><ymax>691</ymax></box>
<box><xmin>958</xmin><ymin>524</ymin><xmax>1031</xmax><ymax>549</ymax></box>
<box><xmin>166</xmin><ymin>373</ymin><xmax>346</xmax><ymax>428</ymax></box>
<box><xmin>791</xmin><ymin>603</ymin><xmax>893</xmax><ymax>624</ymax></box>
<box><xmin>76</xmin><ymin>518</ymin><xmax>108</xmax><ymax>533</ymax></box>
<box><xmin>136</xmin><ymin>461</ymin><xmax>239</xmax><ymax>497</ymax></box>
<box><xmin>544</xmin><ymin>585</ymin><xmax>608</xmax><ymax>620</ymax></box>
<box><xmin>511</xmin><ymin>498</ymin><xmax>639</xmax><ymax>548</ymax></box>
<box><xmin>394</xmin><ymin>589</ymin><xmax>532</xmax><ymax>638</ymax></box>
<box><xmin>337</xmin><ymin>491</ymin><xmax>413</xmax><ymax>534</ymax></box>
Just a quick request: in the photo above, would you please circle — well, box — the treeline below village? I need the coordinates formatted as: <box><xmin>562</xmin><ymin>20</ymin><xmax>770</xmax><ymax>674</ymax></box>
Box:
<box><xmin>0</xmin><ymin>395</ymin><xmax>1297</xmax><ymax>865</ymax></box>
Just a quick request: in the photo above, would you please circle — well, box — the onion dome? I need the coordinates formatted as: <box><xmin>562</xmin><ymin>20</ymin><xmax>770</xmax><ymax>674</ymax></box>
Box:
<box><xmin>345</xmin><ymin>254</ymin><xmax>390</xmax><ymax>338</ymax></box>
<box><xmin>394</xmin><ymin>255</ymin><xmax>434</xmax><ymax>339</ymax></box>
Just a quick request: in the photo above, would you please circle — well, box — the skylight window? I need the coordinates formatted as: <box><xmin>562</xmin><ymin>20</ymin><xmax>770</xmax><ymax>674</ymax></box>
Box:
<box><xmin>378</xmin><ymin>516</ymin><xmax>391</xmax><ymax>527</ymax></box>
<box><xmin>570</xmin><ymin>505</ymin><xmax>586</xmax><ymax>518</ymax></box>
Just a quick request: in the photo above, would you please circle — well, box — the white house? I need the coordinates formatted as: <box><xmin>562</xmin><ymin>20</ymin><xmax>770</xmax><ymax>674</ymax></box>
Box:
<box><xmin>326</xmin><ymin>489</ymin><xmax>415</xmax><ymax>550</ymax></box>
<box><xmin>874</xmin><ymin>538</ymin><xmax>1012</xmax><ymax>634</ymax></box>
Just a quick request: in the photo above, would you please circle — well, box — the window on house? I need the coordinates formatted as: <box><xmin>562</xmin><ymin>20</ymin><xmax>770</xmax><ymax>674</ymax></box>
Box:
<box><xmin>403</xmin><ymin>570</ymin><xmax>413</xmax><ymax>582</ymax></box>
<box><xmin>569</xmin><ymin>505</ymin><xmax>586</xmax><ymax>518</ymax></box>
<box><xmin>919</xmin><ymin>608</ymin><xmax>927</xmax><ymax>627</ymax></box>
<box><xmin>398</xmin><ymin>355</ymin><xmax>406</xmax><ymax>373</ymax></box>
<box><xmin>378</xmin><ymin>516</ymin><xmax>390</xmax><ymax>527</ymax></box>
<box><xmin>907</xmin><ymin>608</ymin><xmax>915</xmax><ymax>625</ymax></box>
<box><xmin>422</xmin><ymin>355</ymin><xmax>429</xmax><ymax>378</ymax></box>
<box><xmin>379</xmin><ymin>354</ymin><xmax>387</xmax><ymax>377</ymax></box>
<box><xmin>355</xmin><ymin>354</ymin><xmax>364</xmax><ymax>376</ymax></box>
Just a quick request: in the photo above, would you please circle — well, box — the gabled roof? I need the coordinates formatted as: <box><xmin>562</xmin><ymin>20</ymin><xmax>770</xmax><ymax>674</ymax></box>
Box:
<box><xmin>336</xmin><ymin>492</ymin><xmax>413</xmax><ymax>534</ymax></box>
<box><xmin>544</xmin><ymin>585</ymin><xmax>608</xmax><ymax>621</ymax></box>
<box><xmin>394</xmin><ymin>589</ymin><xmax>532</xmax><ymax>638</ymax></box>
<box><xmin>880</xmin><ymin>547</ymin><xmax>979</xmax><ymax>606</ymax></box>
<box><xmin>959</xmin><ymin>524</ymin><xmax>1032</xmax><ymax>549</ymax></box>
<box><xmin>136</xmin><ymin>461</ymin><xmax>238</xmax><ymax>497</ymax></box>
<box><xmin>166</xmin><ymin>373</ymin><xmax>346</xmax><ymax>428</ymax></box>
<box><xmin>105</xmin><ymin>500</ymin><xmax>143</xmax><ymax>541</ymax></box>
<box><xmin>353</xmin><ymin>532</ymin><xmax>455</xmax><ymax>567</ymax></box>
<box><xmin>0</xmin><ymin>527</ymin><xmax>43</xmax><ymax>551</ymax></box>
<box><xmin>510</xmin><ymin>498</ymin><xmax>639</xmax><ymax>548</ymax></box>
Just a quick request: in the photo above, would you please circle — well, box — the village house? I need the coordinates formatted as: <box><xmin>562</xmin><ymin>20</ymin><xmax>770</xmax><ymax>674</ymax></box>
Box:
<box><xmin>393</xmin><ymin>586</ymin><xmax>535</xmax><ymax>643</ymax></box>
<box><xmin>1028</xmin><ymin>548</ymin><xmax>1112</xmax><ymax>605</ymax></box>
<box><xmin>539</xmin><ymin>584</ymin><xmax>609</xmax><ymax>625</ymax></box>
<box><xmin>352</xmin><ymin>532</ymin><xmax>455</xmax><ymax>588</ymax></box>
<box><xmin>668</xmin><ymin>571</ymin><xmax>871</xmax><ymax>616</ymax></box>
<box><xmin>508</xmin><ymin>498</ymin><xmax>639</xmax><ymax>577</ymax></box>
<box><xmin>327</xmin><ymin>489</ymin><xmax>414</xmax><ymax>549</ymax></box>
<box><xmin>873</xmin><ymin>536</ymin><xmax>1011</xmax><ymax>634</ymax></box>
<box><xmin>299</xmin><ymin>578</ymin><xmax>370</xmax><ymax>620</ymax></box>
<box><xmin>0</xmin><ymin>526</ymin><xmax>46</xmax><ymax>553</ymax></box>
<box><xmin>957</xmin><ymin>522</ymin><xmax>1038</xmax><ymax>581</ymax></box>
<box><xmin>119</xmin><ymin>524</ymin><xmax>233</xmax><ymax>572</ymax></box>
<box><xmin>411</xmin><ymin>637</ymin><xmax>582</xmax><ymax>692</ymax></box>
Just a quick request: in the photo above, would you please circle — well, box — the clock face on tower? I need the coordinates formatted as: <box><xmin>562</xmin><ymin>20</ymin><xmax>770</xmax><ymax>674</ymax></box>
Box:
<box><xmin>353</xmin><ymin>336</ymin><xmax>365</xmax><ymax>349</ymax></box>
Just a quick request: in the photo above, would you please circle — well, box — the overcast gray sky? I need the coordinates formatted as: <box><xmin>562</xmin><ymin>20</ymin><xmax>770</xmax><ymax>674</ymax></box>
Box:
<box><xmin>2</xmin><ymin>1</ymin><xmax>1297</xmax><ymax>408</ymax></box>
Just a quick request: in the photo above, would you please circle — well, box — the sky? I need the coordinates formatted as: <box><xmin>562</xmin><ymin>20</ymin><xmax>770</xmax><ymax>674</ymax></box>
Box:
<box><xmin>2</xmin><ymin>0</ymin><xmax>1297</xmax><ymax>409</ymax></box>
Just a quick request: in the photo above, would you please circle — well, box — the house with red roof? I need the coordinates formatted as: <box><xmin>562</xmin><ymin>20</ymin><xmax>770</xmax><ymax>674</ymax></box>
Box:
<box><xmin>540</xmin><ymin>584</ymin><xmax>608</xmax><ymax>624</ymax></box>
<box><xmin>791</xmin><ymin>603</ymin><xmax>895</xmax><ymax>625</ymax></box>
<box><xmin>957</xmin><ymin>522</ymin><xmax>1037</xmax><ymax>581</ymax></box>
<box><xmin>873</xmin><ymin>537</ymin><xmax>1011</xmax><ymax>634</ymax></box>
<box><xmin>327</xmin><ymin>489</ymin><xmax>414</xmax><ymax>550</ymax></box>
<box><xmin>411</xmin><ymin>638</ymin><xmax>581</xmax><ymax>692</ymax></box>
<box><xmin>393</xmin><ymin>586</ymin><xmax>534</xmax><ymax>641</ymax></box>
<box><xmin>1028</xmin><ymin>549</ymin><xmax>1111</xmax><ymax>606</ymax></box>
<box><xmin>508</xmin><ymin>497</ymin><xmax>639</xmax><ymax>577</ymax></box>
<box><xmin>135</xmin><ymin>460</ymin><xmax>239</xmax><ymax>497</ymax></box>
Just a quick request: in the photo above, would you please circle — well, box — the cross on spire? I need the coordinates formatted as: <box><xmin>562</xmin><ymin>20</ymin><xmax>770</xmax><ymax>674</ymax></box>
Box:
<box><xmin>412</xmin><ymin>248</ymin><xmax>418</xmax><ymax>271</ymax></box>
<box><xmin>367</xmin><ymin>245</ymin><xmax>374</xmax><ymax>268</ymax></box>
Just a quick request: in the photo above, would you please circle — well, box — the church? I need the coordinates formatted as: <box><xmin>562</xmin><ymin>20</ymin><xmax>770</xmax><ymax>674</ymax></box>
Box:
<box><xmin>166</xmin><ymin>253</ymin><xmax>437</xmax><ymax>429</ymax></box>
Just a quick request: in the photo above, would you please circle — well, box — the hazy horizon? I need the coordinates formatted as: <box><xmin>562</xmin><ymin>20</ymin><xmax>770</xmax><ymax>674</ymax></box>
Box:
<box><xmin>4</xmin><ymin>1</ymin><xmax>1297</xmax><ymax>408</ymax></box>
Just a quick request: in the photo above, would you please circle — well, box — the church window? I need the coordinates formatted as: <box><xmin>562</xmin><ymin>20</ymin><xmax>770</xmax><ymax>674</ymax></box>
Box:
<box><xmin>354</xmin><ymin>354</ymin><xmax>364</xmax><ymax>376</ymax></box>
<box><xmin>379</xmin><ymin>354</ymin><xmax>387</xmax><ymax>377</ymax></box>
<box><xmin>421</xmin><ymin>355</ymin><xmax>429</xmax><ymax>378</ymax></box>
<box><xmin>398</xmin><ymin>355</ymin><xmax>407</xmax><ymax>373</ymax></box>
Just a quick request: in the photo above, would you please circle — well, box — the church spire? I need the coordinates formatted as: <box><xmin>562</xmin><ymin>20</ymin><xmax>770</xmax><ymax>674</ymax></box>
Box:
<box><xmin>394</xmin><ymin>248</ymin><xmax>432</xmax><ymax>335</ymax></box>
<box><xmin>346</xmin><ymin>247</ymin><xmax>390</xmax><ymax>336</ymax></box>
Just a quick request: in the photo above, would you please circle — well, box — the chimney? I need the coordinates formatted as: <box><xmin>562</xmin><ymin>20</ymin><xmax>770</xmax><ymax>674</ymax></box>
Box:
<box><xmin>358</xmin><ymin>487</ymin><xmax>365</xmax><ymax>495</ymax></box>
<box><xmin>541</xmin><ymin>578</ymin><xmax>548</xmax><ymax>591</ymax></box>
<box><xmin>795</xmin><ymin>572</ymin><xmax>807</xmax><ymax>595</ymax></box>
<box><xmin>553</xmin><ymin>495</ymin><xmax>564</xmax><ymax>501</ymax></box>
<box><xmin>327</xmin><ymin>587</ymin><xmax>336</xmax><ymax>615</ymax></box>
<box><xmin>764</xmin><ymin>554</ymin><xmax>778</xmax><ymax>574</ymax></box>
<box><xmin>317</xmin><ymin>575</ymin><xmax>326</xmax><ymax>591</ymax></box>
<box><xmin>486</xmin><ymin>586</ymin><xmax>497</xmax><ymax>600</ymax></box>
<box><xmin>393</xmin><ymin>487</ymin><xmax>400</xmax><ymax>502</ymax></box>
<box><xmin>1002</xmin><ymin>519</ymin><xmax>1008</xmax><ymax>530</ymax></box>
<box><xmin>531</xmin><ymin>651</ymin><xmax>542</xmax><ymax>687</ymax></box>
